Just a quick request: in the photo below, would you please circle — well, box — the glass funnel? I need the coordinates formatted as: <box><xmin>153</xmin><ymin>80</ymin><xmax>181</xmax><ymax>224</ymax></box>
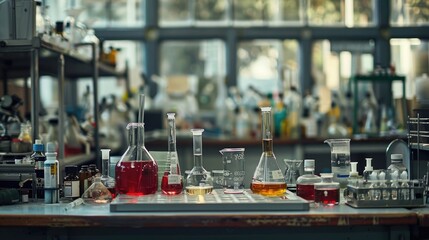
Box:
<box><xmin>251</xmin><ymin>107</ymin><xmax>286</xmax><ymax>197</ymax></box>
<box><xmin>82</xmin><ymin>176</ymin><xmax>112</xmax><ymax>205</ymax></box>
<box><xmin>185</xmin><ymin>129</ymin><xmax>213</xmax><ymax>195</ymax></box>
<box><xmin>115</xmin><ymin>123</ymin><xmax>158</xmax><ymax>196</ymax></box>
<box><xmin>161</xmin><ymin>113</ymin><xmax>183</xmax><ymax>195</ymax></box>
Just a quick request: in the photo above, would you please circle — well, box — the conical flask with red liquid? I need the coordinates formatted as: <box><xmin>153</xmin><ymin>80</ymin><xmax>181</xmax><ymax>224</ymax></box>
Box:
<box><xmin>161</xmin><ymin>113</ymin><xmax>183</xmax><ymax>195</ymax></box>
<box><xmin>115</xmin><ymin>123</ymin><xmax>158</xmax><ymax>195</ymax></box>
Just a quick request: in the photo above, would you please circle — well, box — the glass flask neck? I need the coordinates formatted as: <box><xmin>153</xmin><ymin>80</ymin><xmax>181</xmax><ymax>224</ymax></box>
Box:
<box><xmin>102</xmin><ymin>157</ymin><xmax>109</xmax><ymax>177</ymax></box>
<box><xmin>261</xmin><ymin>107</ymin><xmax>273</xmax><ymax>153</ymax></box>
<box><xmin>191</xmin><ymin>129</ymin><xmax>204</xmax><ymax>167</ymax></box>
<box><xmin>167</xmin><ymin>114</ymin><xmax>177</xmax><ymax>153</ymax></box>
<box><xmin>128</xmin><ymin>123</ymin><xmax>145</xmax><ymax>147</ymax></box>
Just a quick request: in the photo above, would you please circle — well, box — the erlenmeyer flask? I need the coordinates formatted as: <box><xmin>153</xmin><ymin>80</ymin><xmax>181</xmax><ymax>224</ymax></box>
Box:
<box><xmin>251</xmin><ymin>107</ymin><xmax>286</xmax><ymax>197</ymax></box>
<box><xmin>115</xmin><ymin>123</ymin><xmax>158</xmax><ymax>195</ymax></box>
<box><xmin>161</xmin><ymin>113</ymin><xmax>183</xmax><ymax>195</ymax></box>
<box><xmin>185</xmin><ymin>129</ymin><xmax>213</xmax><ymax>195</ymax></box>
<box><xmin>82</xmin><ymin>176</ymin><xmax>112</xmax><ymax>205</ymax></box>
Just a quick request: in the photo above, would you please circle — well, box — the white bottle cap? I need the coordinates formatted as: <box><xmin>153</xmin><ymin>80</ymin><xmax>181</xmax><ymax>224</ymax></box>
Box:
<box><xmin>101</xmin><ymin>149</ymin><xmax>111</xmax><ymax>160</ymax></box>
<box><xmin>350</xmin><ymin>162</ymin><xmax>358</xmax><ymax>176</ymax></box>
<box><xmin>35</xmin><ymin>139</ymin><xmax>42</xmax><ymax>145</ymax></box>
<box><xmin>365</xmin><ymin>158</ymin><xmax>373</xmax><ymax>171</ymax></box>
<box><xmin>391</xmin><ymin>154</ymin><xmax>403</xmax><ymax>162</ymax></box>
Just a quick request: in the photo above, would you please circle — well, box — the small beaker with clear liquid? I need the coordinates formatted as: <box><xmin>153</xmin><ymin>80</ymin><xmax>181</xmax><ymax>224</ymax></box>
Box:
<box><xmin>324</xmin><ymin>139</ymin><xmax>351</xmax><ymax>188</ymax></box>
<box><xmin>284</xmin><ymin>159</ymin><xmax>303</xmax><ymax>190</ymax></box>
<box><xmin>220</xmin><ymin>148</ymin><xmax>245</xmax><ymax>194</ymax></box>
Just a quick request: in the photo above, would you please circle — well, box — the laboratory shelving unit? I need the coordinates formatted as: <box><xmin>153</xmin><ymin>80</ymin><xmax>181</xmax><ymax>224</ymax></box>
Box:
<box><xmin>0</xmin><ymin>36</ymin><xmax>127</xmax><ymax>169</ymax></box>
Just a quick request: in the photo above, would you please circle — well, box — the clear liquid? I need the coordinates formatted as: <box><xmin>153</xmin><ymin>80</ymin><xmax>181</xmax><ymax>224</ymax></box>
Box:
<box><xmin>250</xmin><ymin>182</ymin><xmax>286</xmax><ymax>197</ymax></box>
<box><xmin>115</xmin><ymin>161</ymin><xmax>158</xmax><ymax>195</ymax></box>
<box><xmin>185</xmin><ymin>186</ymin><xmax>213</xmax><ymax>195</ymax></box>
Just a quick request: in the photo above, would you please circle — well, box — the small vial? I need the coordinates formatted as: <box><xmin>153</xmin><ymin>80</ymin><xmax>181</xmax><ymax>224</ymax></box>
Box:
<box><xmin>363</xmin><ymin>158</ymin><xmax>373</xmax><ymax>183</ymax></box>
<box><xmin>400</xmin><ymin>171</ymin><xmax>410</xmax><ymax>200</ymax></box>
<box><xmin>378</xmin><ymin>171</ymin><xmax>390</xmax><ymax>200</ymax></box>
<box><xmin>368</xmin><ymin>171</ymin><xmax>380</xmax><ymax>200</ymax></box>
<box><xmin>390</xmin><ymin>170</ymin><xmax>400</xmax><ymax>200</ymax></box>
<box><xmin>63</xmin><ymin>165</ymin><xmax>80</xmax><ymax>200</ymax></box>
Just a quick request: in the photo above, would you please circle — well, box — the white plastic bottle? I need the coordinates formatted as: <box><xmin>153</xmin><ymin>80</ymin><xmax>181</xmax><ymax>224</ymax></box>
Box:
<box><xmin>44</xmin><ymin>142</ymin><xmax>59</xmax><ymax>204</ymax></box>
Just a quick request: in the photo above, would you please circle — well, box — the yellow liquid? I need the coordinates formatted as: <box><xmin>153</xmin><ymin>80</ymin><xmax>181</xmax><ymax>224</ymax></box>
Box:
<box><xmin>250</xmin><ymin>182</ymin><xmax>286</xmax><ymax>197</ymax></box>
<box><xmin>185</xmin><ymin>186</ymin><xmax>213</xmax><ymax>195</ymax></box>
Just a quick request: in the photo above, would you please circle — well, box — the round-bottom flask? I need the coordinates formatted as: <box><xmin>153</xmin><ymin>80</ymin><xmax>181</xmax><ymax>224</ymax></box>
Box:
<box><xmin>185</xmin><ymin>129</ymin><xmax>213</xmax><ymax>195</ymax></box>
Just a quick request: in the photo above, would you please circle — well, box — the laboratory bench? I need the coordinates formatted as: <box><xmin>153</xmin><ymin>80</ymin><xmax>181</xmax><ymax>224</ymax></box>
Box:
<box><xmin>0</xmin><ymin>200</ymin><xmax>425</xmax><ymax>240</ymax></box>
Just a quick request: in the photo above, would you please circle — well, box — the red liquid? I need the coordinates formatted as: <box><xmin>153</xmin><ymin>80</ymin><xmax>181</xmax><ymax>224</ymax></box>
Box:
<box><xmin>115</xmin><ymin>161</ymin><xmax>158</xmax><ymax>195</ymax></box>
<box><xmin>314</xmin><ymin>188</ymin><xmax>339</xmax><ymax>206</ymax></box>
<box><xmin>296</xmin><ymin>184</ymin><xmax>316</xmax><ymax>201</ymax></box>
<box><xmin>161</xmin><ymin>172</ymin><xmax>183</xmax><ymax>195</ymax></box>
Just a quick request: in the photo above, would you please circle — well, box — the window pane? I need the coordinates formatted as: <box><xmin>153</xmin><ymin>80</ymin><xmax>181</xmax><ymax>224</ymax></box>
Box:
<box><xmin>196</xmin><ymin>0</ymin><xmax>227</xmax><ymax>23</ymax></box>
<box><xmin>267</xmin><ymin>0</ymin><xmax>303</xmax><ymax>25</ymax></box>
<box><xmin>159</xmin><ymin>40</ymin><xmax>226</xmax><ymax>118</ymax></box>
<box><xmin>391</xmin><ymin>0</ymin><xmax>429</xmax><ymax>26</ymax></box>
<box><xmin>159</xmin><ymin>0</ymin><xmax>190</xmax><ymax>26</ymax></box>
<box><xmin>391</xmin><ymin>39</ymin><xmax>429</xmax><ymax>100</ymax></box>
<box><xmin>312</xmin><ymin>40</ymin><xmax>374</xmax><ymax>92</ymax></box>
<box><xmin>233</xmin><ymin>0</ymin><xmax>265</xmax><ymax>24</ymax></box>
<box><xmin>238</xmin><ymin>40</ymin><xmax>298</xmax><ymax>94</ymax></box>
<box><xmin>308</xmin><ymin>0</ymin><xmax>344</xmax><ymax>25</ymax></box>
<box><xmin>351</xmin><ymin>0</ymin><xmax>374</xmax><ymax>26</ymax></box>
<box><xmin>45</xmin><ymin>0</ymin><xmax>144</xmax><ymax>27</ymax></box>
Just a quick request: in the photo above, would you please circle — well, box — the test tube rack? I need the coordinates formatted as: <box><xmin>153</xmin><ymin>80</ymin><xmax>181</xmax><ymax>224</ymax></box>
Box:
<box><xmin>344</xmin><ymin>182</ymin><xmax>425</xmax><ymax>208</ymax></box>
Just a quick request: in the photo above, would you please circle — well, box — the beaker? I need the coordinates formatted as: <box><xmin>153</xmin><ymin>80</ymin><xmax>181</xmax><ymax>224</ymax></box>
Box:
<box><xmin>284</xmin><ymin>159</ymin><xmax>303</xmax><ymax>189</ymax></box>
<box><xmin>220</xmin><ymin>148</ymin><xmax>245</xmax><ymax>194</ymax></box>
<box><xmin>115</xmin><ymin>123</ymin><xmax>158</xmax><ymax>196</ymax></box>
<box><xmin>251</xmin><ymin>107</ymin><xmax>286</xmax><ymax>197</ymax></box>
<box><xmin>324</xmin><ymin>139</ymin><xmax>350</xmax><ymax>188</ymax></box>
<box><xmin>185</xmin><ymin>129</ymin><xmax>213</xmax><ymax>195</ymax></box>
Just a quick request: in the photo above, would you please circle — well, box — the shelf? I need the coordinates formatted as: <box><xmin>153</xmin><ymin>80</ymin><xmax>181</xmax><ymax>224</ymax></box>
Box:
<box><xmin>410</xmin><ymin>143</ymin><xmax>429</xmax><ymax>151</ymax></box>
<box><xmin>0</xmin><ymin>37</ymin><xmax>126</xmax><ymax>79</ymax></box>
<box><xmin>0</xmin><ymin>152</ymin><xmax>32</xmax><ymax>156</ymax></box>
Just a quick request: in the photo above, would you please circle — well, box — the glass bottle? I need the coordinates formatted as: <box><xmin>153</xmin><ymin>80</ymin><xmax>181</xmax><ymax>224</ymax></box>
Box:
<box><xmin>30</xmin><ymin>139</ymin><xmax>45</xmax><ymax>199</ymax></box>
<box><xmin>100</xmin><ymin>149</ymin><xmax>116</xmax><ymax>198</ymax></box>
<box><xmin>82</xmin><ymin>176</ymin><xmax>112</xmax><ymax>205</ymax></box>
<box><xmin>251</xmin><ymin>107</ymin><xmax>286</xmax><ymax>197</ymax></box>
<box><xmin>368</xmin><ymin>171</ymin><xmax>381</xmax><ymax>200</ymax></box>
<box><xmin>379</xmin><ymin>171</ymin><xmax>390</xmax><ymax>200</ymax></box>
<box><xmin>185</xmin><ymin>129</ymin><xmax>213</xmax><ymax>195</ymax></box>
<box><xmin>115</xmin><ymin>123</ymin><xmax>158</xmax><ymax>196</ymax></box>
<box><xmin>79</xmin><ymin>165</ymin><xmax>91</xmax><ymax>197</ymax></box>
<box><xmin>161</xmin><ymin>113</ymin><xmax>183</xmax><ymax>195</ymax></box>
<box><xmin>63</xmin><ymin>165</ymin><xmax>80</xmax><ymax>200</ymax></box>
<box><xmin>18</xmin><ymin>123</ymin><xmax>32</xmax><ymax>152</ymax></box>
<box><xmin>296</xmin><ymin>159</ymin><xmax>322</xmax><ymax>202</ymax></box>
<box><xmin>388</xmin><ymin>154</ymin><xmax>407</xmax><ymax>173</ymax></box>
<box><xmin>314</xmin><ymin>173</ymin><xmax>340</xmax><ymax>206</ymax></box>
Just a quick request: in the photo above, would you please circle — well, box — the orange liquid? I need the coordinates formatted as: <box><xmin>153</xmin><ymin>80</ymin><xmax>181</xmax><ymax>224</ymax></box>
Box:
<box><xmin>250</xmin><ymin>182</ymin><xmax>287</xmax><ymax>197</ymax></box>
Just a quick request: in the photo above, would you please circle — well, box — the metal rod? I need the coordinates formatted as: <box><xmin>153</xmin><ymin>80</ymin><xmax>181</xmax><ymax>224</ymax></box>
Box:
<box><xmin>58</xmin><ymin>54</ymin><xmax>65</xmax><ymax>165</ymax></box>
<box><xmin>30</xmin><ymin>49</ymin><xmax>39</xmax><ymax>140</ymax></box>
<box><xmin>92</xmin><ymin>42</ymin><xmax>100</xmax><ymax>167</ymax></box>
